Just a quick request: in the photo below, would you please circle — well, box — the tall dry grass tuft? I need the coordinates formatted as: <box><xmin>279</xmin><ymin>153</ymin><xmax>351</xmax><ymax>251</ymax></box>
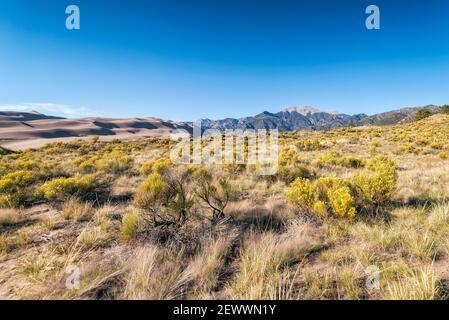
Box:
<box><xmin>0</xmin><ymin>209</ymin><xmax>24</xmax><ymax>227</ymax></box>
<box><xmin>122</xmin><ymin>246</ymin><xmax>184</xmax><ymax>300</ymax></box>
<box><xmin>122</xmin><ymin>245</ymin><xmax>159</xmax><ymax>299</ymax></box>
<box><xmin>227</xmin><ymin>220</ymin><xmax>318</xmax><ymax>299</ymax></box>
<box><xmin>177</xmin><ymin>230</ymin><xmax>239</xmax><ymax>299</ymax></box>
<box><xmin>61</xmin><ymin>198</ymin><xmax>93</xmax><ymax>222</ymax></box>
<box><xmin>385</xmin><ymin>264</ymin><xmax>439</xmax><ymax>300</ymax></box>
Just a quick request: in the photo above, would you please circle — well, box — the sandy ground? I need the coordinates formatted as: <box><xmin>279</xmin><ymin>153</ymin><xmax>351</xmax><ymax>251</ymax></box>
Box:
<box><xmin>0</xmin><ymin>111</ymin><xmax>191</xmax><ymax>151</ymax></box>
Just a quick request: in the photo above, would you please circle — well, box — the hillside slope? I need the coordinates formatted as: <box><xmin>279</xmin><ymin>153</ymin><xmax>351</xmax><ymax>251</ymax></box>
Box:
<box><xmin>0</xmin><ymin>105</ymin><xmax>444</xmax><ymax>150</ymax></box>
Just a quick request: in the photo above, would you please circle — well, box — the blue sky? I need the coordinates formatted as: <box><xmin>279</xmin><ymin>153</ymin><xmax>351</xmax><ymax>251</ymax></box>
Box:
<box><xmin>1</xmin><ymin>0</ymin><xmax>449</xmax><ymax>120</ymax></box>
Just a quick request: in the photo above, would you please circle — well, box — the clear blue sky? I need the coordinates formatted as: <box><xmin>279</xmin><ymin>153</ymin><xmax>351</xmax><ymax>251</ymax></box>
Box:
<box><xmin>1</xmin><ymin>0</ymin><xmax>449</xmax><ymax>120</ymax></box>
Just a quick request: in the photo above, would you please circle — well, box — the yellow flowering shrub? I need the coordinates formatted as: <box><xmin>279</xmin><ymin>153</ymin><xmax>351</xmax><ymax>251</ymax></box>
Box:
<box><xmin>312</xmin><ymin>200</ymin><xmax>328</xmax><ymax>216</ymax></box>
<box><xmin>78</xmin><ymin>156</ymin><xmax>99</xmax><ymax>173</ymax></box>
<box><xmin>277</xmin><ymin>147</ymin><xmax>312</xmax><ymax>183</ymax></box>
<box><xmin>287</xmin><ymin>156</ymin><xmax>397</xmax><ymax>218</ymax></box>
<box><xmin>139</xmin><ymin>157</ymin><xmax>172</xmax><ymax>175</ymax></box>
<box><xmin>439</xmin><ymin>152</ymin><xmax>448</xmax><ymax>160</ymax></box>
<box><xmin>287</xmin><ymin>177</ymin><xmax>357</xmax><ymax>219</ymax></box>
<box><xmin>39</xmin><ymin>175</ymin><xmax>100</xmax><ymax>201</ymax></box>
<box><xmin>366</xmin><ymin>155</ymin><xmax>396</xmax><ymax>172</ymax></box>
<box><xmin>0</xmin><ymin>170</ymin><xmax>38</xmax><ymax>190</ymax></box>
<box><xmin>278</xmin><ymin>147</ymin><xmax>300</xmax><ymax>167</ymax></box>
<box><xmin>96</xmin><ymin>151</ymin><xmax>134</xmax><ymax>174</ymax></box>
<box><xmin>314</xmin><ymin>154</ymin><xmax>365</xmax><ymax>168</ymax></box>
<box><xmin>286</xmin><ymin>178</ymin><xmax>315</xmax><ymax>210</ymax></box>
<box><xmin>353</xmin><ymin>156</ymin><xmax>397</xmax><ymax>209</ymax></box>
<box><xmin>0</xmin><ymin>170</ymin><xmax>39</xmax><ymax>208</ymax></box>
<box><xmin>328</xmin><ymin>186</ymin><xmax>356</xmax><ymax>219</ymax></box>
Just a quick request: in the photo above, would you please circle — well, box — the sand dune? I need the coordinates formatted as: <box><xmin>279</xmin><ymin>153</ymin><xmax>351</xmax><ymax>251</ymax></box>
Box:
<box><xmin>0</xmin><ymin>111</ymin><xmax>191</xmax><ymax>150</ymax></box>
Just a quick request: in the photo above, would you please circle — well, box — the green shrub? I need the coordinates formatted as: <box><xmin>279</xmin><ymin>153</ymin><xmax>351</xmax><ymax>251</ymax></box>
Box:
<box><xmin>414</xmin><ymin>108</ymin><xmax>432</xmax><ymax>121</ymax></box>
<box><xmin>440</xmin><ymin>105</ymin><xmax>449</xmax><ymax>114</ymax></box>
<box><xmin>135</xmin><ymin>168</ymin><xmax>195</xmax><ymax>225</ymax></box>
<box><xmin>278</xmin><ymin>164</ymin><xmax>312</xmax><ymax>184</ymax></box>
<box><xmin>194</xmin><ymin>168</ymin><xmax>233</xmax><ymax>221</ymax></box>
<box><xmin>134</xmin><ymin>173</ymin><xmax>167</xmax><ymax>210</ymax></box>
<box><xmin>0</xmin><ymin>147</ymin><xmax>11</xmax><ymax>156</ymax></box>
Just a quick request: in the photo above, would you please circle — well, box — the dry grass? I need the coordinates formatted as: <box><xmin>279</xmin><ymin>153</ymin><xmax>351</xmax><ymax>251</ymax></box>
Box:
<box><xmin>1</xmin><ymin>115</ymin><xmax>449</xmax><ymax>300</ymax></box>
<box><xmin>178</xmin><ymin>231</ymin><xmax>238</xmax><ymax>299</ymax></box>
<box><xmin>61</xmin><ymin>198</ymin><xmax>93</xmax><ymax>222</ymax></box>
<box><xmin>0</xmin><ymin>209</ymin><xmax>23</xmax><ymax>227</ymax></box>
<box><xmin>122</xmin><ymin>246</ymin><xmax>184</xmax><ymax>300</ymax></box>
<box><xmin>385</xmin><ymin>264</ymin><xmax>439</xmax><ymax>300</ymax></box>
<box><xmin>226</xmin><ymin>221</ymin><xmax>318</xmax><ymax>299</ymax></box>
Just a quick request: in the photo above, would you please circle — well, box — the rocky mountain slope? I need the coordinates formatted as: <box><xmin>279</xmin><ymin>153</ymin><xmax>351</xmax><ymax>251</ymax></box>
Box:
<box><xmin>200</xmin><ymin>105</ymin><xmax>442</xmax><ymax>131</ymax></box>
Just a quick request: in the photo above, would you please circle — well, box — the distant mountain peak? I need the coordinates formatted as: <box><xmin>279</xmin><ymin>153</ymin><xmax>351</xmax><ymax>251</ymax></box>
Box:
<box><xmin>283</xmin><ymin>106</ymin><xmax>340</xmax><ymax>115</ymax></box>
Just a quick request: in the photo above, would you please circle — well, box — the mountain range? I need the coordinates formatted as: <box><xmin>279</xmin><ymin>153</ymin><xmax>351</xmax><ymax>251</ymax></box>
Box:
<box><xmin>200</xmin><ymin>105</ymin><xmax>442</xmax><ymax>131</ymax></box>
<box><xmin>0</xmin><ymin>104</ymin><xmax>444</xmax><ymax>150</ymax></box>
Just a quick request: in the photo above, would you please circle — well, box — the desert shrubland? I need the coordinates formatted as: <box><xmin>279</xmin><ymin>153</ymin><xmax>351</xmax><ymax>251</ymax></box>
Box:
<box><xmin>1</xmin><ymin>114</ymin><xmax>449</xmax><ymax>300</ymax></box>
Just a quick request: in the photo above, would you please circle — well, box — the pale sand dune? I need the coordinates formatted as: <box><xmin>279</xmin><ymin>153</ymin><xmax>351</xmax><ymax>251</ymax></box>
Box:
<box><xmin>0</xmin><ymin>111</ymin><xmax>191</xmax><ymax>151</ymax></box>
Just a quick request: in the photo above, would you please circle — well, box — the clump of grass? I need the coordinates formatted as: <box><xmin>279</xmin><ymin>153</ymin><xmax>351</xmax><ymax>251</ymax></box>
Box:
<box><xmin>93</xmin><ymin>205</ymin><xmax>115</xmax><ymax>231</ymax></box>
<box><xmin>120</xmin><ymin>210</ymin><xmax>139</xmax><ymax>242</ymax></box>
<box><xmin>0</xmin><ymin>235</ymin><xmax>9</xmax><ymax>257</ymax></box>
<box><xmin>228</xmin><ymin>221</ymin><xmax>316</xmax><ymax>299</ymax></box>
<box><xmin>427</xmin><ymin>202</ymin><xmax>449</xmax><ymax>231</ymax></box>
<box><xmin>21</xmin><ymin>253</ymin><xmax>57</xmax><ymax>283</ymax></box>
<box><xmin>122</xmin><ymin>246</ymin><xmax>184</xmax><ymax>299</ymax></box>
<box><xmin>336</xmin><ymin>266</ymin><xmax>362</xmax><ymax>299</ymax></box>
<box><xmin>61</xmin><ymin>198</ymin><xmax>93</xmax><ymax>222</ymax></box>
<box><xmin>40</xmin><ymin>217</ymin><xmax>58</xmax><ymax>231</ymax></box>
<box><xmin>14</xmin><ymin>230</ymin><xmax>30</xmax><ymax>248</ymax></box>
<box><xmin>78</xmin><ymin>226</ymin><xmax>106</xmax><ymax>249</ymax></box>
<box><xmin>385</xmin><ymin>265</ymin><xmax>439</xmax><ymax>300</ymax></box>
<box><xmin>179</xmin><ymin>233</ymin><xmax>237</xmax><ymax>299</ymax></box>
<box><xmin>302</xmin><ymin>268</ymin><xmax>335</xmax><ymax>299</ymax></box>
<box><xmin>0</xmin><ymin>209</ymin><xmax>22</xmax><ymax>227</ymax></box>
<box><xmin>122</xmin><ymin>245</ymin><xmax>158</xmax><ymax>299</ymax></box>
<box><xmin>403</xmin><ymin>231</ymin><xmax>436</xmax><ymax>262</ymax></box>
